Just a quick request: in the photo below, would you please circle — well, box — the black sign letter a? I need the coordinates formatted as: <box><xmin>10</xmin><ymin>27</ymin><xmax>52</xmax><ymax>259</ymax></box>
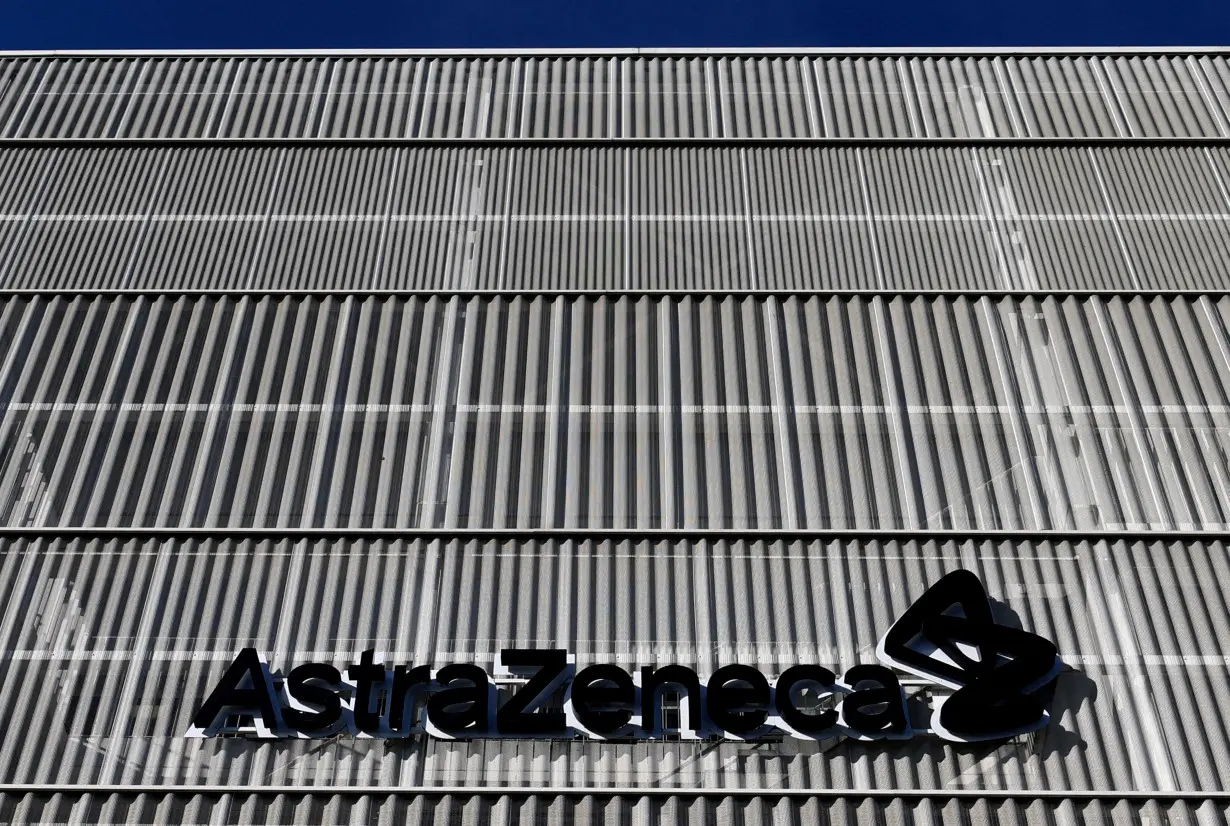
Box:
<box><xmin>190</xmin><ymin>647</ymin><xmax>282</xmax><ymax>735</ymax></box>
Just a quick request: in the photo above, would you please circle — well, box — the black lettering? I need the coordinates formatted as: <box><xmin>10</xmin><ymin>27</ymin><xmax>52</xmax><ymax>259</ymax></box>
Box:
<box><xmin>774</xmin><ymin>664</ymin><xmax>839</xmax><ymax>735</ymax></box>
<box><xmin>570</xmin><ymin>664</ymin><xmax>634</xmax><ymax>735</ymax></box>
<box><xmin>390</xmin><ymin>664</ymin><xmax>432</xmax><ymax>733</ymax></box>
<box><xmin>706</xmin><ymin>664</ymin><xmax>770</xmax><ymax>735</ymax></box>
<box><xmin>497</xmin><ymin>648</ymin><xmax>568</xmax><ymax>736</ymax></box>
<box><xmin>842</xmin><ymin>664</ymin><xmax>907</xmax><ymax>736</ymax></box>
<box><xmin>190</xmin><ymin>647</ymin><xmax>281</xmax><ymax>733</ymax></box>
<box><xmin>282</xmin><ymin>662</ymin><xmax>343</xmax><ymax>735</ymax></box>
<box><xmin>347</xmin><ymin>649</ymin><xmax>387</xmax><ymax>735</ymax></box>
<box><xmin>426</xmin><ymin>664</ymin><xmax>491</xmax><ymax>736</ymax></box>
<box><xmin>640</xmin><ymin>664</ymin><xmax>703</xmax><ymax>733</ymax></box>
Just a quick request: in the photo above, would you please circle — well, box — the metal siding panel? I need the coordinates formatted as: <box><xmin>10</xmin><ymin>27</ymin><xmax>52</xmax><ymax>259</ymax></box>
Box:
<box><xmin>502</xmin><ymin>147</ymin><xmax>624</xmax><ymax>289</ymax></box>
<box><xmin>3</xmin><ymin>54</ymin><xmax>1230</xmax><ymax>139</ymax></box>
<box><xmin>0</xmin><ymin>147</ymin><xmax>60</xmax><ymax>215</ymax></box>
<box><xmin>909</xmin><ymin>57</ymin><xmax>1020</xmax><ymax>138</ymax></box>
<box><xmin>519</xmin><ymin>56</ymin><xmax>614</xmax><ymax>138</ymax></box>
<box><xmin>718</xmin><ymin>56</ymin><xmax>814</xmax><ymax>138</ymax></box>
<box><xmin>0</xmin><ymin>58</ymin><xmax>49</xmax><ymax>138</ymax></box>
<box><xmin>1100</xmin><ymin>55</ymin><xmax>1222</xmax><ymax>139</ymax></box>
<box><xmin>154</xmin><ymin>145</ymin><xmax>283</xmax><ymax>215</ymax></box>
<box><xmin>624</xmin><ymin>57</ymin><xmax>714</xmax><ymax>138</ymax></box>
<box><xmin>0</xmin><ymin>296</ymin><xmax>1228</xmax><ymax>530</ymax></box>
<box><xmin>0</xmin><ymin>538</ymin><xmax>1228</xmax><ymax>795</ymax></box>
<box><xmin>813</xmin><ymin>57</ymin><xmax>916</xmax><ymax>138</ymax></box>
<box><xmin>220</xmin><ymin>58</ymin><xmax>330</xmax><ymax>139</ymax></box>
<box><xmin>15</xmin><ymin>58</ymin><xmax>135</xmax><ymax>138</ymax></box>
<box><xmin>1003</xmin><ymin>56</ymin><xmax>1121</xmax><ymax>138</ymax></box>
<box><xmin>1193</xmin><ymin>55</ymin><xmax>1230</xmax><ymax>135</ymax></box>
<box><xmin>316</xmin><ymin>58</ymin><xmax>414</xmax><ymax>138</ymax></box>
<box><xmin>1</xmin><ymin>143</ymin><xmax>1228</xmax><ymax>290</ymax></box>
<box><xmin>116</xmin><ymin>57</ymin><xmax>238</xmax><ymax>138</ymax></box>
<box><xmin>629</xmin><ymin>148</ymin><xmax>750</xmax><ymax>289</ymax></box>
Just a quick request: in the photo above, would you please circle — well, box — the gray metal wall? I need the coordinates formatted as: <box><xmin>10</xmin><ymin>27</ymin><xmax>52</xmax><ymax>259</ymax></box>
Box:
<box><xmin>0</xmin><ymin>534</ymin><xmax>1221</xmax><ymax>795</ymax></box>
<box><xmin>3</xmin><ymin>50</ymin><xmax>1230</xmax><ymax>825</ymax></box>
<box><xmin>0</xmin><ymin>294</ymin><xmax>1227</xmax><ymax>531</ymax></box>
<box><xmin>4</xmin><ymin>53</ymin><xmax>1230</xmax><ymax>138</ymax></box>
<box><xmin>4</xmin><ymin>791</ymin><xmax>1225</xmax><ymax>826</ymax></box>
<box><xmin>3</xmin><ymin>144</ymin><xmax>1230</xmax><ymax>290</ymax></box>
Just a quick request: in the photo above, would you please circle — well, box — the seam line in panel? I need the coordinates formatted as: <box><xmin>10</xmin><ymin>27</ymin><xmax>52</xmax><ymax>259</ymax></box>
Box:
<box><xmin>705</xmin><ymin>57</ymin><xmax>720</xmax><ymax>138</ymax></box>
<box><xmin>762</xmin><ymin>300</ymin><xmax>797</xmax><ymax>529</ymax></box>
<box><xmin>967</xmin><ymin>146</ymin><xmax>1016</xmax><ymax>289</ymax></box>
<box><xmin>869</xmin><ymin>299</ymin><xmax>920</xmax><ymax>529</ymax></box>
<box><xmin>111</xmin><ymin>58</ymin><xmax>148</xmax><ymax>138</ymax></box>
<box><xmin>215</xmin><ymin>58</ymin><xmax>243</xmax><ymax>138</ymax></box>
<box><xmin>1203</xmin><ymin>147</ymin><xmax>1230</xmax><ymax>211</ymax></box>
<box><xmin>495</xmin><ymin>148</ymin><xmax>515</xmax><ymax>289</ymax></box>
<box><xmin>1085</xmin><ymin>146</ymin><xmax>1142</xmax><ymax>290</ymax></box>
<box><xmin>738</xmin><ymin>147</ymin><xmax>756</xmax><ymax>288</ymax></box>
<box><xmin>623</xmin><ymin>146</ymin><xmax>631</xmax><ymax>289</ymax></box>
<box><xmin>853</xmin><ymin>147</ymin><xmax>885</xmax><ymax>290</ymax></box>
<box><xmin>312</xmin><ymin>58</ymin><xmax>340</xmax><ymax>138</ymax></box>
<box><xmin>370</xmin><ymin>149</ymin><xmax>402</xmax><ymax>287</ymax></box>
<box><xmin>242</xmin><ymin>147</ymin><xmax>288</xmax><ymax>289</ymax></box>
<box><xmin>1188</xmin><ymin>56</ymin><xmax>1230</xmax><ymax>138</ymax></box>
<box><xmin>98</xmin><ymin>536</ymin><xmax>175</xmax><ymax>782</ymax></box>
<box><xmin>1090</xmin><ymin>56</ymin><xmax>1133</xmax><ymax>138</ymax></box>
<box><xmin>810</xmin><ymin>59</ymin><xmax>830</xmax><ymax>138</ymax></box>
<box><xmin>1089</xmin><ymin>300</ymin><xmax>1173</xmax><ymax>529</ymax></box>
<box><xmin>896</xmin><ymin>59</ymin><xmax>921</xmax><ymax>138</ymax></box>
<box><xmin>978</xmin><ymin>297</ymin><xmax>1049</xmax><ymax>530</ymax></box>
<box><xmin>993</xmin><ymin>59</ymin><xmax>1027</xmax><ymax>138</ymax></box>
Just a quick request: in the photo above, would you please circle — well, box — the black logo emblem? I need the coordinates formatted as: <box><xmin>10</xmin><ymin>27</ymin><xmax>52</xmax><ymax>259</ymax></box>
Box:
<box><xmin>876</xmin><ymin>569</ymin><xmax>1062</xmax><ymax>742</ymax></box>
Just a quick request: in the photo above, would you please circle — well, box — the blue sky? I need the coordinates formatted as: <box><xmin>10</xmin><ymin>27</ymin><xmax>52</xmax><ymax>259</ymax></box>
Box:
<box><xmin>2</xmin><ymin>0</ymin><xmax>1229</xmax><ymax>49</ymax></box>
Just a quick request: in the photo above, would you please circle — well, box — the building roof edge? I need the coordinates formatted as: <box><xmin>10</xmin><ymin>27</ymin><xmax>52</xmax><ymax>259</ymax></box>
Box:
<box><xmin>1</xmin><ymin>45</ymin><xmax>1229</xmax><ymax>58</ymax></box>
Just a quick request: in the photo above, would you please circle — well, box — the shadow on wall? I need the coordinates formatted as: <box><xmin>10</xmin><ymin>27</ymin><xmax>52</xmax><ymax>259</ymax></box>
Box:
<box><xmin>990</xmin><ymin>595</ymin><xmax>1096</xmax><ymax>761</ymax></box>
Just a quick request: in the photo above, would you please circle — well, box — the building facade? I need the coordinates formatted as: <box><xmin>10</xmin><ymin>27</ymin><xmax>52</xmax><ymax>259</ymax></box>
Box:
<box><xmin>0</xmin><ymin>48</ymin><xmax>1228</xmax><ymax>823</ymax></box>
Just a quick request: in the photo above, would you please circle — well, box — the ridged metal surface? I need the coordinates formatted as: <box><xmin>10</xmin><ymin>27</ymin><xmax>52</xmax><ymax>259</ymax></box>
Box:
<box><xmin>6</xmin><ymin>792</ymin><xmax>1228</xmax><ymax>826</ymax></box>
<box><xmin>0</xmin><ymin>534</ymin><xmax>1221</xmax><ymax>793</ymax></box>
<box><xmin>2</xmin><ymin>792</ymin><xmax>1228</xmax><ymax>826</ymax></box>
<box><xmin>2</xmin><ymin>48</ymin><xmax>1227</xmax><ymax>823</ymax></box>
<box><xmin>4</xmin><ymin>144</ymin><xmax>1230</xmax><ymax>289</ymax></box>
<box><xmin>0</xmin><ymin>294</ymin><xmax>1226</xmax><ymax>530</ymax></box>
<box><xmin>4</xmin><ymin>53</ymin><xmax>1230</xmax><ymax>138</ymax></box>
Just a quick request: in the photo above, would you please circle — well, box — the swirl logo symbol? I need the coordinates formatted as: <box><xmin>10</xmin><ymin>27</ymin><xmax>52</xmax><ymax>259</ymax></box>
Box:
<box><xmin>876</xmin><ymin>569</ymin><xmax>1062</xmax><ymax>742</ymax></box>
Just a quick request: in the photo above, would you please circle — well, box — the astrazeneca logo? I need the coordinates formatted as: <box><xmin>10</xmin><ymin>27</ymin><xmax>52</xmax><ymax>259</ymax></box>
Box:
<box><xmin>187</xmin><ymin>569</ymin><xmax>1062</xmax><ymax>744</ymax></box>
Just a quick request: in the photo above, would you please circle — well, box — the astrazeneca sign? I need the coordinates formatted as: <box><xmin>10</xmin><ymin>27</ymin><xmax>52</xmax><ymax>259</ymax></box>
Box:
<box><xmin>188</xmin><ymin>570</ymin><xmax>1063</xmax><ymax>744</ymax></box>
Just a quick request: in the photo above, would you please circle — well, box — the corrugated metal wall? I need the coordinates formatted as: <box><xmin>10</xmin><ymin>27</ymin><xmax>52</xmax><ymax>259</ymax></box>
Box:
<box><xmin>6</xmin><ymin>792</ymin><xmax>1230</xmax><ymax>826</ymax></box>
<box><xmin>3</xmin><ymin>50</ymin><xmax>1230</xmax><ymax>824</ymax></box>
<box><xmin>4</xmin><ymin>144</ymin><xmax>1230</xmax><ymax>290</ymax></box>
<box><xmin>0</xmin><ymin>294</ymin><xmax>1227</xmax><ymax>530</ymax></box>
<box><xmin>4</xmin><ymin>792</ymin><xmax>1226</xmax><ymax>826</ymax></box>
<box><xmin>4</xmin><ymin>53</ymin><xmax>1230</xmax><ymax>138</ymax></box>
<box><xmin>0</xmin><ymin>534</ymin><xmax>1224</xmax><ymax>793</ymax></box>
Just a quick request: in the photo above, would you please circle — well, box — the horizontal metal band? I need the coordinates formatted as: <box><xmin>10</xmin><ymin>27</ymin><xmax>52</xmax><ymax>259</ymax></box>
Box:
<box><xmin>4</xmin><ymin>136</ymin><xmax>1230</xmax><ymax>148</ymax></box>
<box><xmin>0</xmin><ymin>288</ymin><xmax>1220</xmax><ymax>299</ymax></box>
<box><xmin>0</xmin><ymin>527</ymin><xmax>1219</xmax><ymax>542</ymax></box>
<box><xmin>3</xmin><ymin>46</ymin><xmax>1230</xmax><ymax>57</ymax></box>
<box><xmin>0</xmin><ymin>783</ymin><xmax>1223</xmax><ymax>801</ymax></box>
